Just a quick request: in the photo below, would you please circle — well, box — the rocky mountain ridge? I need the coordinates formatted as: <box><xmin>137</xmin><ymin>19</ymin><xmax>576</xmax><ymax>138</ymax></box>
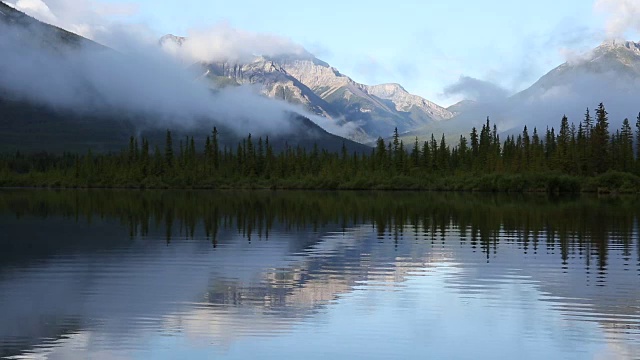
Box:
<box><xmin>161</xmin><ymin>34</ymin><xmax>453</xmax><ymax>141</ymax></box>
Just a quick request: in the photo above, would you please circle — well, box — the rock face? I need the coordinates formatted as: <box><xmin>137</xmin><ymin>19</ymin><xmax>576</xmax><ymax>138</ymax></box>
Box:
<box><xmin>0</xmin><ymin>6</ymin><xmax>369</xmax><ymax>154</ymax></box>
<box><xmin>365</xmin><ymin>83</ymin><xmax>454</xmax><ymax>122</ymax></box>
<box><xmin>161</xmin><ymin>34</ymin><xmax>453</xmax><ymax>141</ymax></box>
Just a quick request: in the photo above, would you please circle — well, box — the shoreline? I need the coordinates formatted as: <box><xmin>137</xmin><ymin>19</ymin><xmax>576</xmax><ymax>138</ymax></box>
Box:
<box><xmin>2</xmin><ymin>173</ymin><xmax>639</xmax><ymax>195</ymax></box>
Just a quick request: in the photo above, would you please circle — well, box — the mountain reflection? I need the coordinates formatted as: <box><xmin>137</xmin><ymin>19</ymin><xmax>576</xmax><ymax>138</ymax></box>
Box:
<box><xmin>0</xmin><ymin>190</ymin><xmax>638</xmax><ymax>359</ymax></box>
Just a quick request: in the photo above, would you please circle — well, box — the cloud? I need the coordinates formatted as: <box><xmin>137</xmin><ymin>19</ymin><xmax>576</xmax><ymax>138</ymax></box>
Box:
<box><xmin>594</xmin><ymin>0</ymin><xmax>640</xmax><ymax>38</ymax></box>
<box><xmin>433</xmin><ymin>68</ymin><xmax>640</xmax><ymax>140</ymax></box>
<box><xmin>162</xmin><ymin>22</ymin><xmax>309</xmax><ymax>64</ymax></box>
<box><xmin>442</xmin><ymin>76</ymin><xmax>510</xmax><ymax>103</ymax></box>
<box><xmin>3</xmin><ymin>0</ymin><xmax>147</xmax><ymax>47</ymax></box>
<box><xmin>0</xmin><ymin>1</ymin><xmax>367</xmax><ymax>141</ymax></box>
<box><xmin>10</xmin><ymin>0</ymin><xmax>56</xmax><ymax>23</ymax></box>
<box><xmin>0</xmin><ymin>17</ymin><xmax>301</xmax><ymax>136</ymax></box>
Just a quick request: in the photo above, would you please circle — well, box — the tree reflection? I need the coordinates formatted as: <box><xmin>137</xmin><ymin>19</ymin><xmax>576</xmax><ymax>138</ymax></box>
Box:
<box><xmin>0</xmin><ymin>190</ymin><xmax>638</xmax><ymax>271</ymax></box>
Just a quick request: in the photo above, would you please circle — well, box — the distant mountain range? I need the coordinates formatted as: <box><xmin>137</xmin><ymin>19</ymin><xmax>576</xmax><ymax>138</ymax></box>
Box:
<box><xmin>162</xmin><ymin>33</ymin><xmax>640</xmax><ymax>146</ymax></box>
<box><xmin>161</xmin><ymin>34</ymin><xmax>454</xmax><ymax>142</ymax></box>
<box><xmin>0</xmin><ymin>3</ymin><xmax>368</xmax><ymax>154</ymax></box>
<box><xmin>403</xmin><ymin>39</ymin><xmax>640</xmax><ymax>143</ymax></box>
<box><xmin>2</xmin><ymin>0</ymin><xmax>640</xmax><ymax>154</ymax></box>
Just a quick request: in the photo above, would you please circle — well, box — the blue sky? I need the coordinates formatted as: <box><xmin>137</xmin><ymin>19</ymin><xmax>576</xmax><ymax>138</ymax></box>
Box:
<box><xmin>8</xmin><ymin>0</ymin><xmax>640</xmax><ymax>106</ymax></box>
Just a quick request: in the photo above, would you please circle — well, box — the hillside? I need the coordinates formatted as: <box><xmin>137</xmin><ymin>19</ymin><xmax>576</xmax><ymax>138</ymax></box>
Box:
<box><xmin>0</xmin><ymin>4</ymin><xmax>368</xmax><ymax>154</ymax></box>
<box><xmin>161</xmin><ymin>34</ymin><xmax>453</xmax><ymax>141</ymax></box>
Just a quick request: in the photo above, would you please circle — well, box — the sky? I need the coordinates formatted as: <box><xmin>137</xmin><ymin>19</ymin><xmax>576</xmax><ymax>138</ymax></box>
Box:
<box><xmin>4</xmin><ymin>0</ymin><xmax>640</xmax><ymax>107</ymax></box>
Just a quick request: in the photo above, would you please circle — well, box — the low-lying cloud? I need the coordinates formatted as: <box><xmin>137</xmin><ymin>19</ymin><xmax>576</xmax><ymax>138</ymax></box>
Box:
<box><xmin>0</xmin><ymin>1</ymin><xmax>361</xmax><ymax>140</ymax></box>
<box><xmin>3</xmin><ymin>0</ymin><xmax>142</xmax><ymax>43</ymax></box>
<box><xmin>0</xmin><ymin>19</ymin><xmax>299</xmax><ymax>135</ymax></box>
<box><xmin>594</xmin><ymin>0</ymin><xmax>640</xmax><ymax>39</ymax></box>
<box><xmin>162</xmin><ymin>23</ymin><xmax>309</xmax><ymax>64</ymax></box>
<box><xmin>442</xmin><ymin>76</ymin><xmax>510</xmax><ymax>103</ymax></box>
<box><xmin>436</xmin><ymin>68</ymin><xmax>640</xmax><ymax>138</ymax></box>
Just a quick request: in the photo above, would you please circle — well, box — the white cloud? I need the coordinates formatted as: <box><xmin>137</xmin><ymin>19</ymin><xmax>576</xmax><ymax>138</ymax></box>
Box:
<box><xmin>11</xmin><ymin>0</ymin><xmax>56</xmax><ymax>23</ymax></box>
<box><xmin>162</xmin><ymin>22</ymin><xmax>309</xmax><ymax>64</ymax></box>
<box><xmin>594</xmin><ymin>0</ymin><xmax>640</xmax><ymax>38</ymax></box>
<box><xmin>442</xmin><ymin>76</ymin><xmax>510</xmax><ymax>103</ymax></box>
<box><xmin>3</xmin><ymin>0</ymin><xmax>143</xmax><ymax>45</ymax></box>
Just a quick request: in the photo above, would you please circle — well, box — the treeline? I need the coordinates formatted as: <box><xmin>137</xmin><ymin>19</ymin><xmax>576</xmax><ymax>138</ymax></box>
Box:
<box><xmin>1</xmin><ymin>103</ymin><xmax>640</xmax><ymax>192</ymax></box>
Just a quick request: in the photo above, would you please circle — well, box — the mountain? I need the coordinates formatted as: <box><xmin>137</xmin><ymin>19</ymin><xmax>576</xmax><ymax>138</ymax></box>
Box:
<box><xmin>514</xmin><ymin>40</ymin><xmax>640</xmax><ymax>101</ymax></box>
<box><xmin>0</xmin><ymin>3</ymin><xmax>368</xmax><ymax>154</ymax></box>
<box><xmin>161</xmin><ymin>34</ymin><xmax>453</xmax><ymax>141</ymax></box>
<box><xmin>403</xmin><ymin>39</ymin><xmax>640</xmax><ymax>144</ymax></box>
<box><xmin>0</xmin><ymin>1</ymin><xmax>99</xmax><ymax>52</ymax></box>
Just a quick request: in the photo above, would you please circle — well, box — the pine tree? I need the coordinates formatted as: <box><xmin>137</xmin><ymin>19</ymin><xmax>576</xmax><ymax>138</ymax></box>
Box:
<box><xmin>265</xmin><ymin>136</ymin><xmax>274</xmax><ymax>177</ymax></box>
<box><xmin>458</xmin><ymin>135</ymin><xmax>469</xmax><ymax>170</ymax></box>
<box><xmin>522</xmin><ymin>126</ymin><xmax>531</xmax><ymax>171</ymax></box>
<box><xmin>164</xmin><ymin>130</ymin><xmax>174</xmax><ymax>169</ymax></box>
<box><xmin>430</xmin><ymin>134</ymin><xmax>438</xmax><ymax>171</ymax></box>
<box><xmin>592</xmin><ymin>103</ymin><xmax>610</xmax><ymax>174</ymax></box>
<box><xmin>375</xmin><ymin>137</ymin><xmax>387</xmax><ymax>171</ymax></box>
<box><xmin>257</xmin><ymin>137</ymin><xmax>265</xmax><ymax>175</ymax></box>
<box><xmin>583</xmin><ymin>108</ymin><xmax>593</xmax><ymax>138</ymax></box>
<box><xmin>411</xmin><ymin>137</ymin><xmax>420</xmax><ymax>168</ymax></box>
<box><xmin>128</xmin><ymin>136</ymin><xmax>137</xmax><ymax>164</ymax></box>
<box><xmin>438</xmin><ymin>134</ymin><xmax>448</xmax><ymax>172</ymax></box>
<box><xmin>556</xmin><ymin>115</ymin><xmax>571</xmax><ymax>171</ymax></box>
<box><xmin>531</xmin><ymin>128</ymin><xmax>544</xmax><ymax>171</ymax></box>
<box><xmin>392</xmin><ymin>127</ymin><xmax>400</xmax><ymax>157</ymax></box>
<box><xmin>212</xmin><ymin>127</ymin><xmax>220</xmax><ymax>170</ymax></box>
<box><xmin>421</xmin><ymin>141</ymin><xmax>430</xmax><ymax>170</ymax></box>
<box><xmin>141</xmin><ymin>138</ymin><xmax>150</xmax><ymax>177</ymax></box>
<box><xmin>636</xmin><ymin>113</ymin><xmax>640</xmax><ymax>172</ymax></box>
<box><xmin>620</xmin><ymin>118</ymin><xmax>634</xmax><ymax>172</ymax></box>
<box><xmin>470</xmin><ymin>127</ymin><xmax>479</xmax><ymax>158</ymax></box>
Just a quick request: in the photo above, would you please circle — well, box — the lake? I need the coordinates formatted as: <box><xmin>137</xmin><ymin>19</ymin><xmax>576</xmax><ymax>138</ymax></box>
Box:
<box><xmin>0</xmin><ymin>190</ymin><xmax>639</xmax><ymax>359</ymax></box>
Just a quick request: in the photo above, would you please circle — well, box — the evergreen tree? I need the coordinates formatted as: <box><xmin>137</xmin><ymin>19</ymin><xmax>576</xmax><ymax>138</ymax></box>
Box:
<box><xmin>164</xmin><ymin>130</ymin><xmax>174</xmax><ymax>169</ymax></box>
<box><xmin>592</xmin><ymin>103</ymin><xmax>610</xmax><ymax>174</ymax></box>
<box><xmin>556</xmin><ymin>115</ymin><xmax>571</xmax><ymax>171</ymax></box>
<box><xmin>421</xmin><ymin>141</ymin><xmax>430</xmax><ymax>170</ymax></box>
<box><xmin>212</xmin><ymin>127</ymin><xmax>220</xmax><ymax>170</ymax></box>
<box><xmin>141</xmin><ymin>138</ymin><xmax>150</xmax><ymax>177</ymax></box>
<box><xmin>430</xmin><ymin>134</ymin><xmax>438</xmax><ymax>171</ymax></box>
<box><xmin>458</xmin><ymin>135</ymin><xmax>469</xmax><ymax>170</ymax></box>
<box><xmin>636</xmin><ymin>113</ymin><xmax>640</xmax><ymax>172</ymax></box>
<box><xmin>375</xmin><ymin>137</ymin><xmax>387</xmax><ymax>170</ymax></box>
<box><xmin>470</xmin><ymin>127</ymin><xmax>479</xmax><ymax>158</ymax></box>
<box><xmin>438</xmin><ymin>134</ymin><xmax>448</xmax><ymax>172</ymax></box>
<box><xmin>265</xmin><ymin>136</ymin><xmax>274</xmax><ymax>177</ymax></box>
<box><xmin>583</xmin><ymin>108</ymin><xmax>593</xmax><ymax>138</ymax></box>
<box><xmin>392</xmin><ymin>127</ymin><xmax>400</xmax><ymax>157</ymax></box>
<box><xmin>411</xmin><ymin>137</ymin><xmax>420</xmax><ymax>168</ymax></box>
<box><xmin>522</xmin><ymin>126</ymin><xmax>531</xmax><ymax>171</ymax></box>
<box><xmin>620</xmin><ymin>118</ymin><xmax>634</xmax><ymax>172</ymax></box>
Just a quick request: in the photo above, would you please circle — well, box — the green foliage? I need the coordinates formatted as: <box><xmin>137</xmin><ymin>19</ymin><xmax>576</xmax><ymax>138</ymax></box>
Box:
<box><xmin>1</xmin><ymin>103</ymin><xmax>639</xmax><ymax>193</ymax></box>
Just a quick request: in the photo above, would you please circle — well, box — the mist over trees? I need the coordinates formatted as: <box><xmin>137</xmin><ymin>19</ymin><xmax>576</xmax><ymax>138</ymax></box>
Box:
<box><xmin>2</xmin><ymin>103</ymin><xmax>640</xmax><ymax>192</ymax></box>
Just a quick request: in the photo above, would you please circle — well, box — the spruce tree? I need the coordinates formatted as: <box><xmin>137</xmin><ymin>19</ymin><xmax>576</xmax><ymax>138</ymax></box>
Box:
<box><xmin>636</xmin><ymin>113</ymin><xmax>640</xmax><ymax>172</ymax></box>
<box><xmin>556</xmin><ymin>115</ymin><xmax>571</xmax><ymax>171</ymax></box>
<box><xmin>470</xmin><ymin>127</ymin><xmax>479</xmax><ymax>158</ymax></box>
<box><xmin>212</xmin><ymin>127</ymin><xmax>220</xmax><ymax>170</ymax></box>
<box><xmin>421</xmin><ymin>141</ymin><xmax>430</xmax><ymax>170</ymax></box>
<box><xmin>411</xmin><ymin>137</ymin><xmax>420</xmax><ymax>168</ymax></box>
<box><xmin>375</xmin><ymin>137</ymin><xmax>387</xmax><ymax>170</ymax></box>
<box><xmin>592</xmin><ymin>103</ymin><xmax>610</xmax><ymax>174</ymax></box>
<box><xmin>621</xmin><ymin>118</ymin><xmax>633</xmax><ymax>172</ymax></box>
<box><xmin>164</xmin><ymin>130</ymin><xmax>174</xmax><ymax>169</ymax></box>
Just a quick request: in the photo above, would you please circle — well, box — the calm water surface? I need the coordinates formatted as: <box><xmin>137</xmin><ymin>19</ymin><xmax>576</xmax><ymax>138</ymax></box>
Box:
<box><xmin>0</xmin><ymin>190</ymin><xmax>639</xmax><ymax>359</ymax></box>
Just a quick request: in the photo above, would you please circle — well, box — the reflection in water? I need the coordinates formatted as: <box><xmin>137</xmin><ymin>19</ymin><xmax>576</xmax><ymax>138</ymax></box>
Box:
<box><xmin>0</xmin><ymin>190</ymin><xmax>639</xmax><ymax>359</ymax></box>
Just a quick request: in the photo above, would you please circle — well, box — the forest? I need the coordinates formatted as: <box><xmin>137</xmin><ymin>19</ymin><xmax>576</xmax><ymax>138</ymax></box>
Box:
<box><xmin>1</xmin><ymin>103</ymin><xmax>640</xmax><ymax>193</ymax></box>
